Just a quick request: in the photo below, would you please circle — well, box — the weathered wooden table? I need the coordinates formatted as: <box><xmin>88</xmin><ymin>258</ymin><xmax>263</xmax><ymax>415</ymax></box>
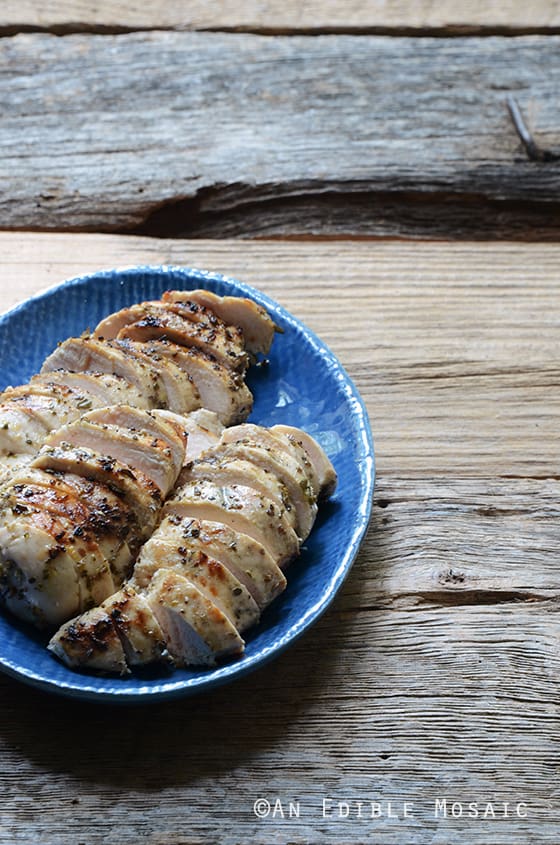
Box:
<box><xmin>0</xmin><ymin>4</ymin><xmax>559</xmax><ymax>844</ymax></box>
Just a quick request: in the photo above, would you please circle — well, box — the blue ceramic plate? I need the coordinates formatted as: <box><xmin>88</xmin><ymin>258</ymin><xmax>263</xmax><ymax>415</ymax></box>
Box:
<box><xmin>0</xmin><ymin>266</ymin><xmax>374</xmax><ymax>703</ymax></box>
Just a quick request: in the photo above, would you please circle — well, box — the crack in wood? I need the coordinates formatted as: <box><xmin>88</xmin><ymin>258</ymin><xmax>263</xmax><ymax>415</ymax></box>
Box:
<box><xmin>2</xmin><ymin>24</ymin><xmax>560</xmax><ymax>38</ymax></box>
<box><xmin>130</xmin><ymin>186</ymin><xmax>560</xmax><ymax>241</ymax></box>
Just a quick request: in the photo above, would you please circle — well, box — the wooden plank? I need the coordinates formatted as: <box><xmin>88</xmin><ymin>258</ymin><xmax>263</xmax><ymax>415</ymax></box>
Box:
<box><xmin>0</xmin><ymin>596</ymin><xmax>558</xmax><ymax>843</ymax></box>
<box><xmin>1</xmin><ymin>233</ymin><xmax>559</xmax><ymax>477</ymax></box>
<box><xmin>0</xmin><ymin>234</ymin><xmax>558</xmax><ymax>843</ymax></box>
<box><xmin>0</xmin><ymin>33</ymin><xmax>560</xmax><ymax>237</ymax></box>
<box><xmin>2</xmin><ymin>0</ymin><xmax>560</xmax><ymax>34</ymax></box>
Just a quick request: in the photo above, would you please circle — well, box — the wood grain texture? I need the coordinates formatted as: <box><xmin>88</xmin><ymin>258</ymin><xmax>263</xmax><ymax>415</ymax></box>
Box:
<box><xmin>2</xmin><ymin>0</ymin><xmax>560</xmax><ymax>33</ymax></box>
<box><xmin>0</xmin><ymin>234</ymin><xmax>558</xmax><ymax>843</ymax></box>
<box><xmin>1</xmin><ymin>234</ymin><xmax>558</xmax><ymax>476</ymax></box>
<box><xmin>1</xmin><ymin>33</ymin><xmax>560</xmax><ymax>237</ymax></box>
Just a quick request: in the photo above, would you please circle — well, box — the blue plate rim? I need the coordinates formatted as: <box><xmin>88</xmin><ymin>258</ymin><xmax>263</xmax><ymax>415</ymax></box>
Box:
<box><xmin>0</xmin><ymin>265</ymin><xmax>375</xmax><ymax>703</ymax></box>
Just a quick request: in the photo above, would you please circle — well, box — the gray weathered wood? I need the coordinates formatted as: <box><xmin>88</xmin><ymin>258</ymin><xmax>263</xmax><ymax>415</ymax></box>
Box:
<box><xmin>0</xmin><ymin>236</ymin><xmax>558</xmax><ymax>843</ymax></box>
<box><xmin>0</xmin><ymin>33</ymin><xmax>560</xmax><ymax>236</ymax></box>
<box><xmin>2</xmin><ymin>0</ymin><xmax>560</xmax><ymax>34</ymax></box>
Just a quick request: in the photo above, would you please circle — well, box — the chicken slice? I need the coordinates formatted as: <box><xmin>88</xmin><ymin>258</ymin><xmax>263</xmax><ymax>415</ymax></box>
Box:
<box><xmin>165</xmin><ymin>480</ymin><xmax>299</xmax><ymax>567</ymax></box>
<box><xmin>146</xmin><ymin>568</ymin><xmax>245</xmax><ymax>667</ymax></box>
<box><xmin>100</xmin><ymin>585</ymin><xmax>171</xmax><ymax>668</ymax></box>
<box><xmin>95</xmin><ymin>301</ymin><xmax>248</xmax><ymax>372</ymax></box>
<box><xmin>270</xmin><ymin>425</ymin><xmax>338</xmax><ymax>500</ymax></box>
<box><xmin>31</xmin><ymin>371</ymin><xmax>150</xmax><ymax>410</ymax></box>
<box><xmin>155</xmin><ymin>408</ymin><xmax>224</xmax><ymax>463</ymax></box>
<box><xmin>131</xmin><ymin>537</ymin><xmax>260</xmax><ymax>632</ymax></box>
<box><xmin>151</xmin><ymin>515</ymin><xmax>286</xmax><ymax>609</ymax></box>
<box><xmin>0</xmin><ymin>403</ymin><xmax>50</xmax><ymax>455</ymax></box>
<box><xmin>0</xmin><ymin>477</ymin><xmax>118</xmax><ymax>606</ymax></box>
<box><xmin>41</xmin><ymin>336</ymin><xmax>167</xmax><ymax>407</ymax></box>
<box><xmin>162</xmin><ymin>290</ymin><xmax>276</xmax><ymax>356</ymax></box>
<box><xmin>48</xmin><ymin>606</ymin><xmax>129</xmax><ymax>675</ymax></box>
<box><xmin>33</xmin><ymin>444</ymin><xmax>162</xmax><ymax>538</ymax></box>
<box><xmin>5</xmin><ymin>467</ymin><xmax>136</xmax><ymax>585</ymax></box>
<box><xmin>82</xmin><ymin>406</ymin><xmax>187</xmax><ymax>479</ymax></box>
<box><xmin>0</xmin><ymin>454</ymin><xmax>32</xmax><ymax>488</ymax></box>
<box><xmin>109</xmin><ymin>339</ymin><xmax>201</xmax><ymax>415</ymax></box>
<box><xmin>180</xmin><ymin>455</ymin><xmax>296</xmax><ymax>530</ymax></box>
<box><xmin>0</xmin><ymin>511</ymin><xmax>81</xmax><ymax>627</ymax></box>
<box><xmin>136</xmin><ymin>340</ymin><xmax>252</xmax><ymax>425</ymax></box>
<box><xmin>206</xmin><ymin>440</ymin><xmax>317</xmax><ymax>540</ymax></box>
<box><xmin>43</xmin><ymin>406</ymin><xmax>185</xmax><ymax>498</ymax></box>
<box><xmin>1</xmin><ymin>381</ymin><xmax>103</xmax><ymax>435</ymax></box>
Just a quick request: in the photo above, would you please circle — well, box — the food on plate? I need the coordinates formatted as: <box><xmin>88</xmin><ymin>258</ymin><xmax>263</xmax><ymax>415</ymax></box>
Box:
<box><xmin>49</xmin><ymin>422</ymin><xmax>336</xmax><ymax>674</ymax></box>
<box><xmin>0</xmin><ymin>289</ymin><xmax>270</xmax><ymax>473</ymax></box>
<box><xmin>0</xmin><ymin>285</ymin><xmax>337</xmax><ymax>680</ymax></box>
<box><xmin>0</xmin><ymin>406</ymin><xmax>188</xmax><ymax>628</ymax></box>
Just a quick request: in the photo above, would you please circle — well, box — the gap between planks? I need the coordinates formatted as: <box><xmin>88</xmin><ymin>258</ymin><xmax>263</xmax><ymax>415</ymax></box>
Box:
<box><xmin>1</xmin><ymin>0</ymin><xmax>560</xmax><ymax>35</ymax></box>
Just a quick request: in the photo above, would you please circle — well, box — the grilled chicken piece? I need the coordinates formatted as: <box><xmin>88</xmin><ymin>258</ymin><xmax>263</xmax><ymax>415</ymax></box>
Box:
<box><xmin>95</xmin><ymin>301</ymin><xmax>248</xmax><ymax>373</ymax></box>
<box><xmin>0</xmin><ymin>403</ymin><xmax>50</xmax><ymax>454</ymax></box>
<box><xmin>0</xmin><ymin>477</ymin><xmax>118</xmax><ymax>608</ymax></box>
<box><xmin>1</xmin><ymin>381</ymin><xmax>104</xmax><ymax>435</ymax></box>
<box><xmin>146</xmin><ymin>568</ymin><xmax>245</xmax><ymax>667</ymax></box>
<box><xmin>43</xmin><ymin>406</ymin><xmax>186</xmax><ymax>498</ymax></box>
<box><xmin>109</xmin><ymin>339</ymin><xmax>201</xmax><ymax>415</ymax></box>
<box><xmin>33</xmin><ymin>444</ymin><xmax>163</xmax><ymax>537</ymax></box>
<box><xmin>271</xmin><ymin>425</ymin><xmax>337</xmax><ymax>500</ymax></box>
<box><xmin>48</xmin><ymin>606</ymin><xmax>129</xmax><ymax>675</ymax></box>
<box><xmin>157</xmin><ymin>408</ymin><xmax>224</xmax><ymax>462</ymax></box>
<box><xmin>0</xmin><ymin>455</ymin><xmax>32</xmax><ymax>488</ymax></box>
<box><xmin>131</xmin><ymin>537</ymin><xmax>260</xmax><ymax>632</ymax></box>
<box><xmin>130</xmin><ymin>339</ymin><xmax>252</xmax><ymax>426</ymax></box>
<box><xmin>140</xmin><ymin>515</ymin><xmax>286</xmax><ymax>610</ymax></box>
<box><xmin>31</xmin><ymin>371</ymin><xmax>151</xmax><ymax>410</ymax></box>
<box><xmin>203</xmin><ymin>440</ymin><xmax>317</xmax><ymax>540</ymax></box>
<box><xmin>165</xmin><ymin>480</ymin><xmax>299</xmax><ymax>567</ymax></box>
<box><xmin>221</xmin><ymin>422</ymin><xmax>320</xmax><ymax>492</ymax></box>
<box><xmin>163</xmin><ymin>290</ymin><xmax>276</xmax><ymax>356</ymax></box>
<box><xmin>180</xmin><ymin>455</ymin><xmax>297</xmax><ymax>530</ymax></box>
<box><xmin>6</xmin><ymin>467</ymin><xmax>138</xmax><ymax>582</ymax></box>
<box><xmin>0</xmin><ymin>510</ymin><xmax>81</xmax><ymax>627</ymax></box>
<box><xmin>82</xmin><ymin>406</ymin><xmax>187</xmax><ymax>480</ymax></box>
<box><xmin>41</xmin><ymin>336</ymin><xmax>167</xmax><ymax>408</ymax></box>
<box><xmin>99</xmin><ymin>585</ymin><xmax>170</xmax><ymax>668</ymax></box>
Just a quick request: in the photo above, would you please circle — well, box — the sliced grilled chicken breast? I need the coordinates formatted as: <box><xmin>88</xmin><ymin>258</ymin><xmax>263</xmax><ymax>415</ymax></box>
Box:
<box><xmin>221</xmin><ymin>422</ymin><xmax>319</xmax><ymax>492</ymax></box>
<box><xmin>110</xmin><ymin>339</ymin><xmax>201</xmax><ymax>415</ymax></box>
<box><xmin>0</xmin><ymin>455</ymin><xmax>32</xmax><ymax>488</ymax></box>
<box><xmin>0</xmin><ymin>478</ymin><xmax>118</xmax><ymax>607</ymax></box>
<box><xmin>45</xmin><ymin>421</ymin><xmax>177</xmax><ymax>498</ymax></box>
<box><xmin>180</xmin><ymin>455</ymin><xmax>296</xmax><ymax>530</ymax></box>
<box><xmin>131</xmin><ymin>537</ymin><xmax>260</xmax><ymax>631</ymax></box>
<box><xmin>100</xmin><ymin>585</ymin><xmax>170</xmax><ymax>668</ymax></box>
<box><xmin>270</xmin><ymin>425</ymin><xmax>338</xmax><ymax>499</ymax></box>
<box><xmin>42</xmin><ymin>405</ymin><xmax>186</xmax><ymax>498</ymax></box>
<box><xmin>165</xmin><ymin>480</ymin><xmax>299</xmax><ymax>567</ymax></box>
<box><xmin>0</xmin><ymin>511</ymin><xmax>81</xmax><ymax>627</ymax></box>
<box><xmin>156</xmin><ymin>408</ymin><xmax>224</xmax><ymax>463</ymax></box>
<box><xmin>138</xmin><ymin>514</ymin><xmax>286</xmax><ymax>610</ymax></box>
<box><xmin>6</xmin><ymin>467</ymin><xmax>137</xmax><ymax>583</ymax></box>
<box><xmin>162</xmin><ymin>290</ymin><xmax>276</xmax><ymax>356</ymax></box>
<box><xmin>1</xmin><ymin>381</ymin><xmax>102</xmax><ymax>434</ymax></box>
<box><xmin>96</xmin><ymin>301</ymin><xmax>248</xmax><ymax>372</ymax></box>
<box><xmin>32</xmin><ymin>371</ymin><xmax>151</xmax><ymax>410</ymax></box>
<box><xmin>48</xmin><ymin>606</ymin><xmax>129</xmax><ymax>675</ymax></box>
<box><xmin>41</xmin><ymin>336</ymin><xmax>167</xmax><ymax>407</ymax></box>
<box><xmin>33</xmin><ymin>444</ymin><xmax>163</xmax><ymax>537</ymax></box>
<box><xmin>146</xmin><ymin>568</ymin><xmax>245</xmax><ymax>667</ymax></box>
<box><xmin>82</xmin><ymin>406</ymin><xmax>187</xmax><ymax>479</ymax></box>
<box><xmin>0</xmin><ymin>403</ymin><xmax>50</xmax><ymax>454</ymax></box>
<box><xmin>130</xmin><ymin>339</ymin><xmax>252</xmax><ymax>425</ymax></box>
<box><xmin>202</xmin><ymin>441</ymin><xmax>316</xmax><ymax>540</ymax></box>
